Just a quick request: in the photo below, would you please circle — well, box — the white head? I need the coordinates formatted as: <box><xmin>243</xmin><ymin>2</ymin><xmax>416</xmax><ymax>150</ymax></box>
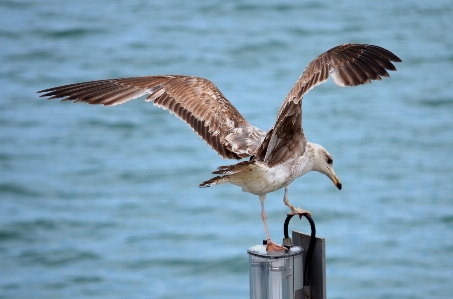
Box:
<box><xmin>309</xmin><ymin>142</ymin><xmax>342</xmax><ymax>190</ymax></box>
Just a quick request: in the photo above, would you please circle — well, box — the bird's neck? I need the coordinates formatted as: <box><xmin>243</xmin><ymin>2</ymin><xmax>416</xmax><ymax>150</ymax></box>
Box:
<box><xmin>290</xmin><ymin>142</ymin><xmax>316</xmax><ymax>178</ymax></box>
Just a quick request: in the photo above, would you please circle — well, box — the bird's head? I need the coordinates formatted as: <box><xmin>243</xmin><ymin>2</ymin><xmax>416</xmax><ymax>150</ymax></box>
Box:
<box><xmin>310</xmin><ymin>143</ymin><xmax>342</xmax><ymax>190</ymax></box>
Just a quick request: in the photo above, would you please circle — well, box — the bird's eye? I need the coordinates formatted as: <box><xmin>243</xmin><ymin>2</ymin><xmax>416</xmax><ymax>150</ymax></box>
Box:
<box><xmin>327</xmin><ymin>157</ymin><xmax>333</xmax><ymax>164</ymax></box>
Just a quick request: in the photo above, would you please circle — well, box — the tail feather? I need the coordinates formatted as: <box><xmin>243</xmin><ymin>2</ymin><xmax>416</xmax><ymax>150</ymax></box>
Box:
<box><xmin>213</xmin><ymin>161</ymin><xmax>254</xmax><ymax>175</ymax></box>
<box><xmin>199</xmin><ymin>175</ymin><xmax>230</xmax><ymax>187</ymax></box>
<box><xmin>200</xmin><ymin>160</ymin><xmax>256</xmax><ymax>188</ymax></box>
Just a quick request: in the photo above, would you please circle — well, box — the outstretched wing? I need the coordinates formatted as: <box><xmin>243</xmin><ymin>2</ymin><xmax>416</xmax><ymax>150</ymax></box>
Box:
<box><xmin>38</xmin><ymin>75</ymin><xmax>265</xmax><ymax>160</ymax></box>
<box><xmin>256</xmin><ymin>44</ymin><xmax>402</xmax><ymax>166</ymax></box>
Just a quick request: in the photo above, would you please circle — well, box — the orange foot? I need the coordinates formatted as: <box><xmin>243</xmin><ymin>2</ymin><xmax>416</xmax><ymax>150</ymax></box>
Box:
<box><xmin>265</xmin><ymin>239</ymin><xmax>286</xmax><ymax>252</ymax></box>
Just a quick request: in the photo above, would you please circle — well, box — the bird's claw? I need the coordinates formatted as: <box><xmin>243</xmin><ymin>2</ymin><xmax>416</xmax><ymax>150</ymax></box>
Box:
<box><xmin>265</xmin><ymin>239</ymin><xmax>287</xmax><ymax>252</ymax></box>
<box><xmin>288</xmin><ymin>207</ymin><xmax>311</xmax><ymax>219</ymax></box>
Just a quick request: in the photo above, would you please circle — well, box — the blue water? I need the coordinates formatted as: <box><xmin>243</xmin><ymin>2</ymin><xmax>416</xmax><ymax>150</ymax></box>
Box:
<box><xmin>1</xmin><ymin>0</ymin><xmax>452</xmax><ymax>298</ymax></box>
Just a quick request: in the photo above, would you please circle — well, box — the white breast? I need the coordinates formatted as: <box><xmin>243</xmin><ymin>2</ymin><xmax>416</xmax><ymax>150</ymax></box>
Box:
<box><xmin>227</xmin><ymin>155</ymin><xmax>312</xmax><ymax>195</ymax></box>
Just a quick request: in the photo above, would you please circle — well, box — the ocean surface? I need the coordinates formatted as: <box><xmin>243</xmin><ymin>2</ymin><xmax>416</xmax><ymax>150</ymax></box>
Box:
<box><xmin>1</xmin><ymin>0</ymin><xmax>452</xmax><ymax>298</ymax></box>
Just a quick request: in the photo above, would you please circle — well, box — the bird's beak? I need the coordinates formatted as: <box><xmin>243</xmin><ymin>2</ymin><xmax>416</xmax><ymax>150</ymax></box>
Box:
<box><xmin>327</xmin><ymin>167</ymin><xmax>342</xmax><ymax>190</ymax></box>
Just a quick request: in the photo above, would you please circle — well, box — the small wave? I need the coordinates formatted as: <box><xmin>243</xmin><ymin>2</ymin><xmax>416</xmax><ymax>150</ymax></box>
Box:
<box><xmin>0</xmin><ymin>183</ymin><xmax>40</xmax><ymax>197</ymax></box>
<box><xmin>417</xmin><ymin>97</ymin><xmax>453</xmax><ymax>108</ymax></box>
<box><xmin>128</xmin><ymin>256</ymin><xmax>248</xmax><ymax>275</ymax></box>
<box><xmin>20</xmin><ymin>249</ymin><xmax>100</xmax><ymax>267</ymax></box>
<box><xmin>79</xmin><ymin>119</ymin><xmax>138</xmax><ymax>130</ymax></box>
<box><xmin>41</xmin><ymin>28</ymin><xmax>105</xmax><ymax>39</ymax></box>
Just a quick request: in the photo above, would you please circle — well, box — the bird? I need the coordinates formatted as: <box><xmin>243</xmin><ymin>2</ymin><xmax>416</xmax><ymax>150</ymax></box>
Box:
<box><xmin>38</xmin><ymin>43</ymin><xmax>401</xmax><ymax>251</ymax></box>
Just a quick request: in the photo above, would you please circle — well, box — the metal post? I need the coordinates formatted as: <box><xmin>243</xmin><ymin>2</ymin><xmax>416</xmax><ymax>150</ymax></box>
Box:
<box><xmin>248</xmin><ymin>245</ymin><xmax>304</xmax><ymax>299</ymax></box>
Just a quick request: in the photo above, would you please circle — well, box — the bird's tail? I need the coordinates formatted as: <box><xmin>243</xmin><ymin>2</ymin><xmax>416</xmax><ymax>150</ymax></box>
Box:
<box><xmin>199</xmin><ymin>175</ymin><xmax>229</xmax><ymax>187</ymax></box>
<box><xmin>199</xmin><ymin>161</ymin><xmax>255</xmax><ymax>187</ymax></box>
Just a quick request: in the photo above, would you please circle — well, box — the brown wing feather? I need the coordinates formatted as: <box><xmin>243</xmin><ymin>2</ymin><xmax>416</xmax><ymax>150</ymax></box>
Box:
<box><xmin>257</xmin><ymin>44</ymin><xmax>401</xmax><ymax>166</ymax></box>
<box><xmin>38</xmin><ymin>75</ymin><xmax>265</xmax><ymax>160</ymax></box>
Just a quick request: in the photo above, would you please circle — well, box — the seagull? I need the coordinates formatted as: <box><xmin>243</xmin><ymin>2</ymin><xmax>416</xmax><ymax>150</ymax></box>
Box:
<box><xmin>38</xmin><ymin>43</ymin><xmax>401</xmax><ymax>251</ymax></box>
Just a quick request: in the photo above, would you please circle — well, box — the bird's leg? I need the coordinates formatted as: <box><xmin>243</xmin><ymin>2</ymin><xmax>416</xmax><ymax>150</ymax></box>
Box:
<box><xmin>283</xmin><ymin>187</ymin><xmax>311</xmax><ymax>219</ymax></box>
<box><xmin>259</xmin><ymin>194</ymin><xmax>286</xmax><ymax>251</ymax></box>
<box><xmin>259</xmin><ymin>195</ymin><xmax>271</xmax><ymax>241</ymax></box>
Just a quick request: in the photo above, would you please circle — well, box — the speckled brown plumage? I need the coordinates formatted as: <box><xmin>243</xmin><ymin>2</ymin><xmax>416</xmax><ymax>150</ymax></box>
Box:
<box><xmin>38</xmin><ymin>43</ymin><xmax>401</xmax><ymax>252</ymax></box>
<box><xmin>38</xmin><ymin>44</ymin><xmax>400</xmax><ymax>167</ymax></box>
<box><xmin>255</xmin><ymin>44</ymin><xmax>401</xmax><ymax>167</ymax></box>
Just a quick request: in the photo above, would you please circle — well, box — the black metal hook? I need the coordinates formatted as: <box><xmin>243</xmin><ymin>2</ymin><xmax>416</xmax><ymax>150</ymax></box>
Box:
<box><xmin>283</xmin><ymin>213</ymin><xmax>316</xmax><ymax>287</ymax></box>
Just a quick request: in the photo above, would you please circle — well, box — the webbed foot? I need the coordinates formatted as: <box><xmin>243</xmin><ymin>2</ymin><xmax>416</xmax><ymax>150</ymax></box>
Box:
<box><xmin>265</xmin><ymin>239</ymin><xmax>287</xmax><ymax>252</ymax></box>
<box><xmin>288</xmin><ymin>207</ymin><xmax>311</xmax><ymax>219</ymax></box>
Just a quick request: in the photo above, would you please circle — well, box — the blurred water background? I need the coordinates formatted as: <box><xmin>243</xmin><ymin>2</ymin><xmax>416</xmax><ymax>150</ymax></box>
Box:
<box><xmin>1</xmin><ymin>0</ymin><xmax>452</xmax><ymax>298</ymax></box>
